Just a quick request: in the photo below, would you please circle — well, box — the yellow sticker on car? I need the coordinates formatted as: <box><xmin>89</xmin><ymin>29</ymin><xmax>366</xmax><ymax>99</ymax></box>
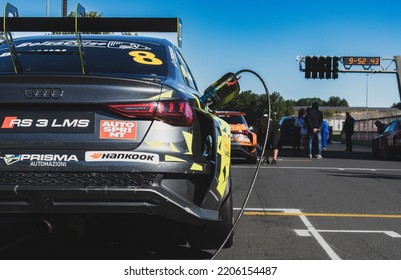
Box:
<box><xmin>129</xmin><ymin>51</ymin><xmax>163</xmax><ymax>65</ymax></box>
<box><xmin>215</xmin><ymin>119</ymin><xmax>231</xmax><ymax>197</ymax></box>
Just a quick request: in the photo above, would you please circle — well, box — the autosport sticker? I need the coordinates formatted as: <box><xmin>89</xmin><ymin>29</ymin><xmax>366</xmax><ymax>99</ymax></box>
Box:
<box><xmin>100</xmin><ymin>120</ymin><xmax>137</xmax><ymax>140</ymax></box>
<box><xmin>0</xmin><ymin>153</ymin><xmax>78</xmax><ymax>167</ymax></box>
<box><xmin>0</xmin><ymin>113</ymin><xmax>94</xmax><ymax>133</ymax></box>
<box><xmin>85</xmin><ymin>151</ymin><xmax>159</xmax><ymax>164</ymax></box>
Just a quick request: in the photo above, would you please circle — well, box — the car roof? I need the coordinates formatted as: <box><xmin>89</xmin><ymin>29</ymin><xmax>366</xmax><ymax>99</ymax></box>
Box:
<box><xmin>9</xmin><ymin>34</ymin><xmax>169</xmax><ymax>46</ymax></box>
<box><xmin>215</xmin><ymin>111</ymin><xmax>246</xmax><ymax>116</ymax></box>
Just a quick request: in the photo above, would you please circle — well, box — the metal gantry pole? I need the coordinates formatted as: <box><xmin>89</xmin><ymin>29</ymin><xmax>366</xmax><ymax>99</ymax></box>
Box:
<box><xmin>62</xmin><ymin>0</ymin><xmax>67</xmax><ymax>17</ymax></box>
<box><xmin>394</xmin><ymin>56</ymin><xmax>401</xmax><ymax>101</ymax></box>
<box><xmin>298</xmin><ymin>55</ymin><xmax>401</xmax><ymax>102</ymax></box>
<box><xmin>366</xmin><ymin>74</ymin><xmax>369</xmax><ymax>139</ymax></box>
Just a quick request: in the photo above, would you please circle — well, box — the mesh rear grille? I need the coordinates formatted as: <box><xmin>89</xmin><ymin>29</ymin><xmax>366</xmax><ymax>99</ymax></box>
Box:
<box><xmin>0</xmin><ymin>172</ymin><xmax>156</xmax><ymax>187</ymax></box>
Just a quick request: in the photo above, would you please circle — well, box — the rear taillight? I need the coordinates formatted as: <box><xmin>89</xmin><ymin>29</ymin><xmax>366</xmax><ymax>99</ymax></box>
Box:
<box><xmin>107</xmin><ymin>101</ymin><xmax>194</xmax><ymax>127</ymax></box>
<box><xmin>108</xmin><ymin>102</ymin><xmax>157</xmax><ymax>119</ymax></box>
<box><xmin>155</xmin><ymin>101</ymin><xmax>194</xmax><ymax>127</ymax></box>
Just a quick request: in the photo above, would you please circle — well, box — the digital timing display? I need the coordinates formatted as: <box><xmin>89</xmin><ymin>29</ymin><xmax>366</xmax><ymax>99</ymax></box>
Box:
<box><xmin>342</xmin><ymin>56</ymin><xmax>380</xmax><ymax>66</ymax></box>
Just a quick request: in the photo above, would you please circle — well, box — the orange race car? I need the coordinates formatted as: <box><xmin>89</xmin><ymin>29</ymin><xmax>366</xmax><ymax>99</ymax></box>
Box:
<box><xmin>216</xmin><ymin>111</ymin><xmax>258</xmax><ymax>163</ymax></box>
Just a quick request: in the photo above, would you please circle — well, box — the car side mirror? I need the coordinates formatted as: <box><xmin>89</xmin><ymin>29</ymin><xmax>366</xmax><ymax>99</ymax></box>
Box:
<box><xmin>200</xmin><ymin>72</ymin><xmax>240</xmax><ymax>110</ymax></box>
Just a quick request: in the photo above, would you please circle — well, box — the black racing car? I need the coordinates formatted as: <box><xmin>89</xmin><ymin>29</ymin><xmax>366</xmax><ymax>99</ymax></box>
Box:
<box><xmin>372</xmin><ymin>119</ymin><xmax>401</xmax><ymax>159</ymax></box>
<box><xmin>0</xmin><ymin>7</ymin><xmax>235</xmax><ymax>249</ymax></box>
<box><xmin>279</xmin><ymin>116</ymin><xmax>295</xmax><ymax>148</ymax></box>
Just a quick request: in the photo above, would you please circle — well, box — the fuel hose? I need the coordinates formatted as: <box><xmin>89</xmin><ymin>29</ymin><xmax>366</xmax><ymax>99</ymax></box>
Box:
<box><xmin>211</xmin><ymin>69</ymin><xmax>271</xmax><ymax>259</ymax></box>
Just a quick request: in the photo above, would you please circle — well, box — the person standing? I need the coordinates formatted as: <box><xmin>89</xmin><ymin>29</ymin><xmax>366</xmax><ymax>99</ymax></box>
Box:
<box><xmin>342</xmin><ymin>112</ymin><xmax>355</xmax><ymax>152</ymax></box>
<box><xmin>293</xmin><ymin>108</ymin><xmax>306</xmax><ymax>156</ymax></box>
<box><xmin>306</xmin><ymin>102</ymin><xmax>323</xmax><ymax>159</ymax></box>
<box><xmin>374</xmin><ymin>120</ymin><xmax>386</xmax><ymax>134</ymax></box>
<box><xmin>321</xmin><ymin>119</ymin><xmax>329</xmax><ymax>150</ymax></box>
<box><xmin>259</xmin><ymin>114</ymin><xmax>281</xmax><ymax>164</ymax></box>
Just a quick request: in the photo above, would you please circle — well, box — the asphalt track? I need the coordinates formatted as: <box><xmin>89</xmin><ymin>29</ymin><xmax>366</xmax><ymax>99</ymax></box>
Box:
<box><xmin>216</xmin><ymin>143</ymin><xmax>401</xmax><ymax>259</ymax></box>
<box><xmin>1</xmin><ymin>143</ymin><xmax>400</xmax><ymax>259</ymax></box>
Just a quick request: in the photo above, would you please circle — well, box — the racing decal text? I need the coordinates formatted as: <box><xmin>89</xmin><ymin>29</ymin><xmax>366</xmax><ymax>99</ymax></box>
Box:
<box><xmin>100</xmin><ymin>120</ymin><xmax>137</xmax><ymax>140</ymax></box>
<box><xmin>15</xmin><ymin>40</ymin><xmax>151</xmax><ymax>50</ymax></box>
<box><xmin>0</xmin><ymin>154</ymin><xmax>78</xmax><ymax>167</ymax></box>
<box><xmin>1</xmin><ymin>117</ymin><xmax>90</xmax><ymax>129</ymax></box>
<box><xmin>0</xmin><ymin>113</ymin><xmax>95</xmax><ymax>133</ymax></box>
<box><xmin>85</xmin><ymin>151</ymin><xmax>159</xmax><ymax>164</ymax></box>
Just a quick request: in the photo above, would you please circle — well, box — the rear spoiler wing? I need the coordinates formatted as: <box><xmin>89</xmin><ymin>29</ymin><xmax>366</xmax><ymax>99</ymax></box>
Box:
<box><xmin>1</xmin><ymin>17</ymin><xmax>182</xmax><ymax>34</ymax></box>
<box><xmin>1</xmin><ymin>2</ymin><xmax>183</xmax><ymax>74</ymax></box>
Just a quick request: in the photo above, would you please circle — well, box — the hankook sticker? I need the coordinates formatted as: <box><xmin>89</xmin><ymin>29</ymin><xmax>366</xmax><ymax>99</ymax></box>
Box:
<box><xmin>85</xmin><ymin>151</ymin><xmax>159</xmax><ymax>164</ymax></box>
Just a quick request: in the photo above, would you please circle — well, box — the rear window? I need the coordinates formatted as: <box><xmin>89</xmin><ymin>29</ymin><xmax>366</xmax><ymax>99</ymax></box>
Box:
<box><xmin>279</xmin><ymin>118</ymin><xmax>295</xmax><ymax>126</ymax></box>
<box><xmin>0</xmin><ymin>38</ymin><xmax>167</xmax><ymax>76</ymax></box>
<box><xmin>219</xmin><ymin>115</ymin><xmax>246</xmax><ymax>125</ymax></box>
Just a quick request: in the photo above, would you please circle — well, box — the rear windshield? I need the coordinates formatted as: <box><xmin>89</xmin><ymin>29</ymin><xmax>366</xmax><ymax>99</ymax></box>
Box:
<box><xmin>219</xmin><ymin>115</ymin><xmax>246</xmax><ymax>125</ymax></box>
<box><xmin>280</xmin><ymin>118</ymin><xmax>294</xmax><ymax>126</ymax></box>
<box><xmin>0</xmin><ymin>38</ymin><xmax>167</xmax><ymax>76</ymax></box>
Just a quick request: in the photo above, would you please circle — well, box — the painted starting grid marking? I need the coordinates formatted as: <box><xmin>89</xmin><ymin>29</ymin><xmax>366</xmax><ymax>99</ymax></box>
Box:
<box><xmin>232</xmin><ymin>166</ymin><xmax>401</xmax><ymax>172</ymax></box>
<box><xmin>234</xmin><ymin>208</ymin><xmax>401</xmax><ymax>260</ymax></box>
<box><xmin>294</xmin><ymin>229</ymin><xmax>401</xmax><ymax>238</ymax></box>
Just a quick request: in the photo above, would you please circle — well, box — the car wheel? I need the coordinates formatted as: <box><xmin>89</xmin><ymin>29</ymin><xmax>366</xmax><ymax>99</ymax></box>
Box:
<box><xmin>188</xmin><ymin>177</ymin><xmax>234</xmax><ymax>250</ymax></box>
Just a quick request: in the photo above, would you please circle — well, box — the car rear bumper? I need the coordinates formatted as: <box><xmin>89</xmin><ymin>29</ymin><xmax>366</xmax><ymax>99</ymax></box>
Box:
<box><xmin>230</xmin><ymin>143</ymin><xmax>257</xmax><ymax>159</ymax></box>
<box><xmin>0</xmin><ymin>172</ymin><xmax>219</xmax><ymax>224</ymax></box>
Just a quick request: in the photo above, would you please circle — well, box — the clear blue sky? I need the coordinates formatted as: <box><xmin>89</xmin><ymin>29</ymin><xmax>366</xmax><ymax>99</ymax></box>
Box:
<box><xmin>5</xmin><ymin>0</ymin><xmax>401</xmax><ymax>107</ymax></box>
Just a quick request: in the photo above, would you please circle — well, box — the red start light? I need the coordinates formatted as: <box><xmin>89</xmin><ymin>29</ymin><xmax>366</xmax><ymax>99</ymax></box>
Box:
<box><xmin>107</xmin><ymin>101</ymin><xmax>194</xmax><ymax>127</ymax></box>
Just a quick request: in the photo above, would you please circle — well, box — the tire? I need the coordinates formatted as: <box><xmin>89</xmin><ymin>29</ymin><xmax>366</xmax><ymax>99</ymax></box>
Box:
<box><xmin>188</xmin><ymin>178</ymin><xmax>234</xmax><ymax>250</ymax></box>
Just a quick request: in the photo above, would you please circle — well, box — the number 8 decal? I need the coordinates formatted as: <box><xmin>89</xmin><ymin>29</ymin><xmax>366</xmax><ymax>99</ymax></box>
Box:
<box><xmin>129</xmin><ymin>51</ymin><xmax>163</xmax><ymax>65</ymax></box>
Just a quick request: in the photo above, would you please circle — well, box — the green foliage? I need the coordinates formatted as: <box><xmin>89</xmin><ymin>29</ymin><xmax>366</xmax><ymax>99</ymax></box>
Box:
<box><xmin>218</xmin><ymin>90</ymin><xmax>350</xmax><ymax>126</ymax></box>
<box><xmin>68</xmin><ymin>11</ymin><xmax>103</xmax><ymax>18</ymax></box>
<box><xmin>326</xmin><ymin>96</ymin><xmax>349</xmax><ymax>107</ymax></box>
<box><xmin>53</xmin><ymin>10</ymin><xmax>106</xmax><ymax>34</ymax></box>
<box><xmin>219</xmin><ymin>90</ymin><xmax>261</xmax><ymax>126</ymax></box>
<box><xmin>295</xmin><ymin>97</ymin><xmax>325</xmax><ymax>106</ymax></box>
<box><xmin>219</xmin><ymin>90</ymin><xmax>295</xmax><ymax>126</ymax></box>
<box><xmin>392</xmin><ymin>102</ymin><xmax>401</xmax><ymax>110</ymax></box>
<box><xmin>269</xmin><ymin>91</ymin><xmax>295</xmax><ymax>120</ymax></box>
<box><xmin>295</xmin><ymin>96</ymin><xmax>349</xmax><ymax>107</ymax></box>
<box><xmin>323</xmin><ymin>110</ymin><xmax>334</xmax><ymax>118</ymax></box>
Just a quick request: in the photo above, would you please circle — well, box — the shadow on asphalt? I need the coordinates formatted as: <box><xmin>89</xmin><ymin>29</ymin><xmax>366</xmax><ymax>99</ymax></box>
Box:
<box><xmin>0</xmin><ymin>216</ymin><xmax>213</xmax><ymax>260</ymax></box>
<box><xmin>1</xmin><ymin>235</ymin><xmax>213</xmax><ymax>260</ymax></box>
<box><xmin>231</xmin><ymin>144</ymin><xmax>401</xmax><ymax>165</ymax></box>
<box><xmin>274</xmin><ymin>144</ymin><xmax>401</xmax><ymax>162</ymax></box>
<box><xmin>320</xmin><ymin>170</ymin><xmax>401</xmax><ymax>180</ymax></box>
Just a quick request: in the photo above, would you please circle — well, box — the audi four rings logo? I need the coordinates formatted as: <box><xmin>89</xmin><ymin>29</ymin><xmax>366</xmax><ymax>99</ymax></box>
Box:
<box><xmin>24</xmin><ymin>88</ymin><xmax>63</xmax><ymax>99</ymax></box>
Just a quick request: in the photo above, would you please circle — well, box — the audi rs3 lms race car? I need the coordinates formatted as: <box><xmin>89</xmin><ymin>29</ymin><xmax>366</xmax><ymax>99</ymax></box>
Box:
<box><xmin>0</xmin><ymin>3</ymin><xmax>236</xmax><ymax>249</ymax></box>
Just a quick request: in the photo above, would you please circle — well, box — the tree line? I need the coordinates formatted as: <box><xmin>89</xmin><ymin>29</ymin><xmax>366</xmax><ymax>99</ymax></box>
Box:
<box><xmin>219</xmin><ymin>90</ymin><xmax>349</xmax><ymax>127</ymax></box>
